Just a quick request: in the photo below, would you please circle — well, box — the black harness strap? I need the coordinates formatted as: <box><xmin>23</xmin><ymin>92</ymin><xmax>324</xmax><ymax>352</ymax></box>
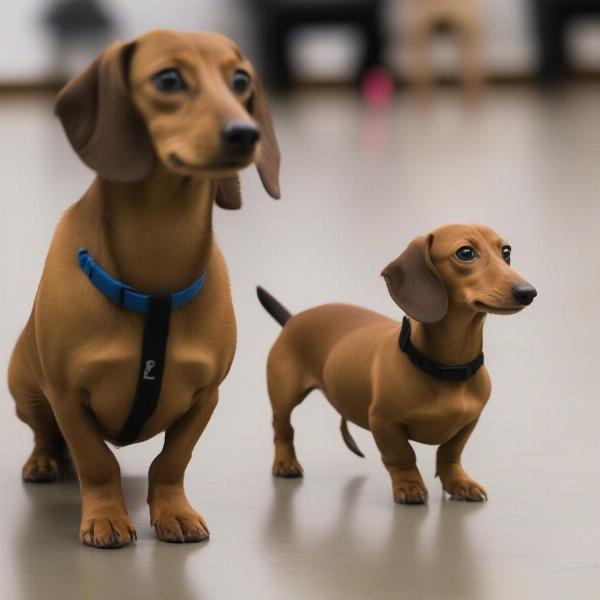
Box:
<box><xmin>399</xmin><ymin>316</ymin><xmax>484</xmax><ymax>382</ymax></box>
<box><xmin>115</xmin><ymin>295</ymin><xmax>173</xmax><ymax>445</ymax></box>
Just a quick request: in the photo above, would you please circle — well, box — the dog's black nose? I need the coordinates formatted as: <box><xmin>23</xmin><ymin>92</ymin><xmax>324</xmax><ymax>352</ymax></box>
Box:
<box><xmin>512</xmin><ymin>284</ymin><xmax>537</xmax><ymax>306</ymax></box>
<box><xmin>222</xmin><ymin>121</ymin><xmax>260</xmax><ymax>154</ymax></box>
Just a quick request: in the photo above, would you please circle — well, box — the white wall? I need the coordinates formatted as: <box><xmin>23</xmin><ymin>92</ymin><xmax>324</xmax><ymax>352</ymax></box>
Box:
<box><xmin>1</xmin><ymin>0</ymin><xmax>600</xmax><ymax>82</ymax></box>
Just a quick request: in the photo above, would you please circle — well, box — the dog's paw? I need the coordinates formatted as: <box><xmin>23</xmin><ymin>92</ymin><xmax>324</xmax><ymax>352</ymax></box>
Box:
<box><xmin>22</xmin><ymin>454</ymin><xmax>60</xmax><ymax>483</ymax></box>
<box><xmin>272</xmin><ymin>458</ymin><xmax>304</xmax><ymax>478</ymax></box>
<box><xmin>444</xmin><ymin>479</ymin><xmax>487</xmax><ymax>502</ymax></box>
<box><xmin>152</xmin><ymin>506</ymin><xmax>210</xmax><ymax>543</ymax></box>
<box><xmin>393</xmin><ymin>481</ymin><xmax>428</xmax><ymax>505</ymax></box>
<box><xmin>80</xmin><ymin>514</ymin><xmax>137</xmax><ymax>549</ymax></box>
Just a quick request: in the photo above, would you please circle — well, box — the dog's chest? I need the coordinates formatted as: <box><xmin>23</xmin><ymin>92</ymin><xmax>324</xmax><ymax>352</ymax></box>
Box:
<box><xmin>78</xmin><ymin>328</ymin><xmax>225</xmax><ymax>441</ymax></box>
<box><xmin>402</xmin><ymin>390</ymin><xmax>485</xmax><ymax>445</ymax></box>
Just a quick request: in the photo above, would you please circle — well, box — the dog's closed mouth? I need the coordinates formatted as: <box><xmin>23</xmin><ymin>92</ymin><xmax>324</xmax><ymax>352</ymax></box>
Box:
<box><xmin>474</xmin><ymin>301</ymin><xmax>523</xmax><ymax>314</ymax></box>
<box><xmin>168</xmin><ymin>153</ymin><xmax>250</xmax><ymax>172</ymax></box>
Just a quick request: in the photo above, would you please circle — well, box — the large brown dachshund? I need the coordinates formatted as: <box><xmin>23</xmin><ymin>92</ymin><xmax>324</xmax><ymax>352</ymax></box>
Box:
<box><xmin>8</xmin><ymin>30</ymin><xmax>280</xmax><ymax>548</ymax></box>
<box><xmin>258</xmin><ymin>224</ymin><xmax>536</xmax><ymax>504</ymax></box>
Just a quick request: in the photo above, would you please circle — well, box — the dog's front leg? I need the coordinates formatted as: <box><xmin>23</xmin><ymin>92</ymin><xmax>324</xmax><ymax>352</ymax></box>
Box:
<box><xmin>370</xmin><ymin>414</ymin><xmax>428</xmax><ymax>504</ymax></box>
<box><xmin>52</xmin><ymin>397</ymin><xmax>135</xmax><ymax>548</ymax></box>
<box><xmin>147</xmin><ymin>387</ymin><xmax>218</xmax><ymax>543</ymax></box>
<box><xmin>436</xmin><ymin>419</ymin><xmax>487</xmax><ymax>501</ymax></box>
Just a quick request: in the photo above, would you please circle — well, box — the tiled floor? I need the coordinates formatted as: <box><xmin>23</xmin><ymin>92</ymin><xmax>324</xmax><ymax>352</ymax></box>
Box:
<box><xmin>1</xmin><ymin>86</ymin><xmax>599</xmax><ymax>599</ymax></box>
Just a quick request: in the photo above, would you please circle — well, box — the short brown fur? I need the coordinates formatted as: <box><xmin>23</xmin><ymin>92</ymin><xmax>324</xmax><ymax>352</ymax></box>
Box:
<box><xmin>264</xmin><ymin>225</ymin><xmax>535</xmax><ymax>503</ymax></box>
<box><xmin>8</xmin><ymin>30</ymin><xmax>280</xmax><ymax>548</ymax></box>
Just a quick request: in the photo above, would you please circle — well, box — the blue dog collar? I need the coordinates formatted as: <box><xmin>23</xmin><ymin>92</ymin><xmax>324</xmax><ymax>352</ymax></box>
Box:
<box><xmin>77</xmin><ymin>248</ymin><xmax>206</xmax><ymax>314</ymax></box>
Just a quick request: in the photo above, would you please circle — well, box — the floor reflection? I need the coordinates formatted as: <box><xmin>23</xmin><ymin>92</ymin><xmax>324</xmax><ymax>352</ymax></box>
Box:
<box><xmin>264</xmin><ymin>475</ymin><xmax>487</xmax><ymax>599</ymax></box>
<box><xmin>13</xmin><ymin>473</ymin><xmax>206</xmax><ymax>600</ymax></box>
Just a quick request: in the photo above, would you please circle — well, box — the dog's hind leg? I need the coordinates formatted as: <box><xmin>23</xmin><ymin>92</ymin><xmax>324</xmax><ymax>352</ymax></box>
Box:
<box><xmin>9</xmin><ymin>331</ymin><xmax>65</xmax><ymax>483</ymax></box>
<box><xmin>267</xmin><ymin>347</ymin><xmax>310</xmax><ymax>478</ymax></box>
<box><xmin>16</xmin><ymin>396</ymin><xmax>65</xmax><ymax>483</ymax></box>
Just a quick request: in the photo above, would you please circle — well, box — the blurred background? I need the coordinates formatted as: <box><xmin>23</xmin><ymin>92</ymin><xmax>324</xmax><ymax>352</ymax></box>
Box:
<box><xmin>1</xmin><ymin>2</ymin><xmax>600</xmax><ymax>600</ymax></box>
<box><xmin>0</xmin><ymin>0</ymin><xmax>600</xmax><ymax>87</ymax></box>
<box><xmin>4</xmin><ymin>0</ymin><xmax>600</xmax><ymax>89</ymax></box>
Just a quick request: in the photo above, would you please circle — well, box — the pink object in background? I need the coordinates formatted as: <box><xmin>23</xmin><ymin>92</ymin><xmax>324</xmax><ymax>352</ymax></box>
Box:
<box><xmin>361</xmin><ymin>66</ymin><xmax>394</xmax><ymax>108</ymax></box>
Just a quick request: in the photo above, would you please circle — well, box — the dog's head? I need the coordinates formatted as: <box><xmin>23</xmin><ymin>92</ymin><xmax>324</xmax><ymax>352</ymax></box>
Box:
<box><xmin>382</xmin><ymin>224</ymin><xmax>537</xmax><ymax>323</ymax></box>
<box><xmin>54</xmin><ymin>29</ymin><xmax>280</xmax><ymax>207</ymax></box>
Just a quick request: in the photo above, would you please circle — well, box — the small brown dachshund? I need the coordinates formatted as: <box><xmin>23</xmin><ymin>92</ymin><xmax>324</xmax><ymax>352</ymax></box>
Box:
<box><xmin>8</xmin><ymin>30</ymin><xmax>280</xmax><ymax>548</ymax></box>
<box><xmin>258</xmin><ymin>224</ymin><xmax>536</xmax><ymax>504</ymax></box>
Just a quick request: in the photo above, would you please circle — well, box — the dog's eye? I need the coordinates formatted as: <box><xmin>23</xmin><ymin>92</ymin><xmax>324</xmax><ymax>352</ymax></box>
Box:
<box><xmin>502</xmin><ymin>245</ymin><xmax>511</xmax><ymax>265</ymax></box>
<box><xmin>231</xmin><ymin>69</ymin><xmax>251</xmax><ymax>95</ymax></box>
<box><xmin>455</xmin><ymin>246</ymin><xmax>477</xmax><ymax>262</ymax></box>
<box><xmin>152</xmin><ymin>69</ymin><xmax>187</xmax><ymax>93</ymax></box>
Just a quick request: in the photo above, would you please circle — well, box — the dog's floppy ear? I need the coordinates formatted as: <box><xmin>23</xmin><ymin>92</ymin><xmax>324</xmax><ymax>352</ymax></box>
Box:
<box><xmin>248</xmin><ymin>67</ymin><xmax>281</xmax><ymax>199</ymax></box>
<box><xmin>54</xmin><ymin>41</ymin><xmax>154</xmax><ymax>182</ymax></box>
<box><xmin>215</xmin><ymin>176</ymin><xmax>242</xmax><ymax>210</ymax></box>
<box><xmin>381</xmin><ymin>234</ymin><xmax>448</xmax><ymax>323</ymax></box>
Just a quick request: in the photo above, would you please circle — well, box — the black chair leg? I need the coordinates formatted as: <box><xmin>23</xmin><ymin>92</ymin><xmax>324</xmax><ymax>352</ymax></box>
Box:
<box><xmin>258</xmin><ymin>13</ymin><xmax>292</xmax><ymax>90</ymax></box>
<box><xmin>359</xmin><ymin>9</ymin><xmax>385</xmax><ymax>80</ymax></box>
<box><xmin>531</xmin><ymin>0</ymin><xmax>568</xmax><ymax>87</ymax></box>
<box><xmin>253</xmin><ymin>0</ymin><xmax>385</xmax><ymax>89</ymax></box>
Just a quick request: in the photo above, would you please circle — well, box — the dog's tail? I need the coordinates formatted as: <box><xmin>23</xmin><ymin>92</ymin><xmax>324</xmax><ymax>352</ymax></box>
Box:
<box><xmin>340</xmin><ymin>418</ymin><xmax>365</xmax><ymax>458</ymax></box>
<box><xmin>257</xmin><ymin>286</ymin><xmax>292</xmax><ymax>326</ymax></box>
<box><xmin>257</xmin><ymin>286</ymin><xmax>365</xmax><ymax>458</ymax></box>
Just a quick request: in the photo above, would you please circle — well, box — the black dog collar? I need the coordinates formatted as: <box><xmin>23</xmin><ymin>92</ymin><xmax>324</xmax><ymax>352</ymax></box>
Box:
<box><xmin>399</xmin><ymin>317</ymin><xmax>484</xmax><ymax>382</ymax></box>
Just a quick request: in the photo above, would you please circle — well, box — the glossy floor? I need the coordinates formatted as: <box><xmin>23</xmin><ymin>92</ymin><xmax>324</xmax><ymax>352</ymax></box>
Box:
<box><xmin>1</xmin><ymin>86</ymin><xmax>599</xmax><ymax>599</ymax></box>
